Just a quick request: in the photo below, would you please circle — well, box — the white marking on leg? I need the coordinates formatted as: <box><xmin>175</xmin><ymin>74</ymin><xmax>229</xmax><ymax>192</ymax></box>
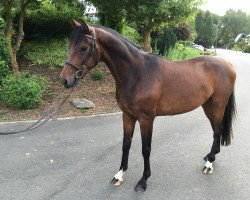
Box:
<box><xmin>114</xmin><ymin>170</ymin><xmax>124</xmax><ymax>186</ymax></box>
<box><xmin>203</xmin><ymin>161</ymin><xmax>213</xmax><ymax>174</ymax></box>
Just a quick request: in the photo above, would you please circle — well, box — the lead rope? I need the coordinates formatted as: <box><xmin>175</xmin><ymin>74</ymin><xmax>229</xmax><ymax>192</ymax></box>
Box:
<box><xmin>0</xmin><ymin>82</ymin><xmax>77</xmax><ymax>135</ymax></box>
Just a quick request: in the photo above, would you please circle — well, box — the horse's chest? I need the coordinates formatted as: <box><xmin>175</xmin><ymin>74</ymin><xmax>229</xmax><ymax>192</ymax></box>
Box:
<box><xmin>116</xmin><ymin>91</ymin><xmax>136</xmax><ymax>113</ymax></box>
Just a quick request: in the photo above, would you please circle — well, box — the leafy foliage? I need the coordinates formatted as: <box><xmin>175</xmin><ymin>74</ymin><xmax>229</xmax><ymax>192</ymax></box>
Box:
<box><xmin>0</xmin><ymin>61</ymin><xmax>11</xmax><ymax>84</ymax></box>
<box><xmin>220</xmin><ymin>9</ymin><xmax>250</xmax><ymax>48</ymax></box>
<box><xmin>86</xmin><ymin>0</ymin><xmax>125</xmax><ymax>33</ymax></box>
<box><xmin>195</xmin><ymin>11</ymin><xmax>217</xmax><ymax>48</ymax></box>
<box><xmin>173</xmin><ymin>24</ymin><xmax>192</xmax><ymax>41</ymax></box>
<box><xmin>166</xmin><ymin>43</ymin><xmax>201</xmax><ymax>61</ymax></box>
<box><xmin>1</xmin><ymin>73</ymin><xmax>48</xmax><ymax>109</ymax></box>
<box><xmin>126</xmin><ymin>0</ymin><xmax>202</xmax><ymax>31</ymax></box>
<box><xmin>152</xmin><ymin>26</ymin><xmax>177</xmax><ymax>56</ymax></box>
<box><xmin>125</xmin><ymin>0</ymin><xmax>202</xmax><ymax>51</ymax></box>
<box><xmin>0</xmin><ymin>17</ymin><xmax>11</xmax><ymax>83</ymax></box>
<box><xmin>243</xmin><ymin>45</ymin><xmax>250</xmax><ymax>53</ymax></box>
<box><xmin>24</xmin><ymin>0</ymin><xmax>85</xmax><ymax>39</ymax></box>
<box><xmin>90</xmin><ymin>70</ymin><xmax>104</xmax><ymax>81</ymax></box>
<box><xmin>122</xmin><ymin>25</ymin><xmax>142</xmax><ymax>45</ymax></box>
<box><xmin>21</xmin><ymin>38</ymin><xmax>68</xmax><ymax>67</ymax></box>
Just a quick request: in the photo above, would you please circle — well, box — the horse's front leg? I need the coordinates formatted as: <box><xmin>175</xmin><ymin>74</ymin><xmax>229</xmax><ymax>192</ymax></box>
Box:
<box><xmin>111</xmin><ymin>112</ymin><xmax>136</xmax><ymax>186</ymax></box>
<box><xmin>134</xmin><ymin>116</ymin><xmax>154</xmax><ymax>192</ymax></box>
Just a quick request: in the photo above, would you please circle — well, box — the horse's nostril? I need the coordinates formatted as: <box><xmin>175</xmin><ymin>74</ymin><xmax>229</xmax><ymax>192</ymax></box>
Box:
<box><xmin>61</xmin><ymin>78</ymin><xmax>68</xmax><ymax>87</ymax></box>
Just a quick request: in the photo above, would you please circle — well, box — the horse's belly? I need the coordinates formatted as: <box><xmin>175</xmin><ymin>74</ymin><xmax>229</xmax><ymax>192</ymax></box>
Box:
<box><xmin>156</xmin><ymin>93</ymin><xmax>210</xmax><ymax>116</ymax></box>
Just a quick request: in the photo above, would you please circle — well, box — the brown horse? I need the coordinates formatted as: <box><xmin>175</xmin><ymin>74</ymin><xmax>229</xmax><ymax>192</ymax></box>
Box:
<box><xmin>61</xmin><ymin>20</ymin><xmax>236</xmax><ymax>192</ymax></box>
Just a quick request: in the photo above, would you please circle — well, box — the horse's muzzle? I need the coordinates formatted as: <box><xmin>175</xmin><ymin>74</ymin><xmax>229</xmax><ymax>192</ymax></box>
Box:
<box><xmin>61</xmin><ymin>77</ymin><xmax>76</xmax><ymax>88</ymax></box>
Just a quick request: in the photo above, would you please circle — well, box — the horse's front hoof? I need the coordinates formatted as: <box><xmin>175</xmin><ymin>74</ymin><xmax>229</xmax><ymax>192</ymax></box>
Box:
<box><xmin>203</xmin><ymin>161</ymin><xmax>213</xmax><ymax>174</ymax></box>
<box><xmin>111</xmin><ymin>178</ymin><xmax>123</xmax><ymax>186</ymax></box>
<box><xmin>134</xmin><ymin>181</ymin><xmax>147</xmax><ymax>192</ymax></box>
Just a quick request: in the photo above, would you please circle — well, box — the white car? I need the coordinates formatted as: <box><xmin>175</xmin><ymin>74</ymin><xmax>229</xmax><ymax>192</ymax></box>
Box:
<box><xmin>190</xmin><ymin>43</ymin><xmax>205</xmax><ymax>51</ymax></box>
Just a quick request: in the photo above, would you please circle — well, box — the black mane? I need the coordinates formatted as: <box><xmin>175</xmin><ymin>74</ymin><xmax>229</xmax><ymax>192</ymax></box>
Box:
<box><xmin>95</xmin><ymin>26</ymin><xmax>142</xmax><ymax>50</ymax></box>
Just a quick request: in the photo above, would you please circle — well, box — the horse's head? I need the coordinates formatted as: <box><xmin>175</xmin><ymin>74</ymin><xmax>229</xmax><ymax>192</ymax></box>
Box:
<box><xmin>61</xmin><ymin>20</ymin><xmax>99</xmax><ymax>88</ymax></box>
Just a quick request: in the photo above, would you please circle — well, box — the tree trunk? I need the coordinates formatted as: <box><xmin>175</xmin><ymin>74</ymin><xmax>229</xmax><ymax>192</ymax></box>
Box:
<box><xmin>14</xmin><ymin>0</ymin><xmax>25</xmax><ymax>54</ymax></box>
<box><xmin>3</xmin><ymin>0</ymin><xmax>26</xmax><ymax>74</ymax></box>
<box><xmin>4</xmin><ymin>0</ymin><xmax>13</xmax><ymax>56</ymax></box>
<box><xmin>143</xmin><ymin>29</ymin><xmax>152</xmax><ymax>53</ymax></box>
<box><xmin>11</xmin><ymin>53</ymin><xmax>19</xmax><ymax>74</ymax></box>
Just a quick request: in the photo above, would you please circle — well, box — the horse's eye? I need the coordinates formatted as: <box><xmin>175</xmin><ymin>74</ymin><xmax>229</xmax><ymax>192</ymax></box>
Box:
<box><xmin>80</xmin><ymin>46</ymin><xmax>87</xmax><ymax>52</ymax></box>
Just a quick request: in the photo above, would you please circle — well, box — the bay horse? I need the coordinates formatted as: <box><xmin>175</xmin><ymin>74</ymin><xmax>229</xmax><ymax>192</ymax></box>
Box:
<box><xmin>60</xmin><ymin>20</ymin><xmax>236</xmax><ymax>192</ymax></box>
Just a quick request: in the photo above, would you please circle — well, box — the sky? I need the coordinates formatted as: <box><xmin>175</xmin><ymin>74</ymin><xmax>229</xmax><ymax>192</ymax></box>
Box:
<box><xmin>200</xmin><ymin>0</ymin><xmax>250</xmax><ymax>16</ymax></box>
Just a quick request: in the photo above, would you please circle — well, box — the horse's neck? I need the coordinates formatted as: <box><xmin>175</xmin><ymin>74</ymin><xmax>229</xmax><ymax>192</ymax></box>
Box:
<box><xmin>96</xmin><ymin>28</ymin><xmax>140</xmax><ymax>83</ymax></box>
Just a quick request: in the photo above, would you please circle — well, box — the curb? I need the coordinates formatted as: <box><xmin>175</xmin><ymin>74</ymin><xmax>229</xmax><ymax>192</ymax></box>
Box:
<box><xmin>0</xmin><ymin>111</ymin><xmax>122</xmax><ymax>125</ymax></box>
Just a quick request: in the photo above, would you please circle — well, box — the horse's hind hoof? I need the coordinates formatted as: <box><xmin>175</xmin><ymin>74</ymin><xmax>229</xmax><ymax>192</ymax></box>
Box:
<box><xmin>111</xmin><ymin>178</ymin><xmax>123</xmax><ymax>186</ymax></box>
<box><xmin>134</xmin><ymin>179</ymin><xmax>147</xmax><ymax>193</ymax></box>
<box><xmin>203</xmin><ymin>161</ymin><xmax>213</xmax><ymax>174</ymax></box>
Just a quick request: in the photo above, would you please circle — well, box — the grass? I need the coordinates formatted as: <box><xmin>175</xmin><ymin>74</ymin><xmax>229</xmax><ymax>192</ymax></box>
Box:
<box><xmin>80</xmin><ymin>108</ymin><xmax>88</xmax><ymax>113</ymax></box>
<box><xmin>82</xmin><ymin>91</ymin><xmax>89</xmax><ymax>98</ymax></box>
<box><xmin>166</xmin><ymin>43</ymin><xmax>215</xmax><ymax>61</ymax></box>
<box><xmin>90</xmin><ymin>70</ymin><xmax>104</xmax><ymax>81</ymax></box>
<box><xmin>21</xmin><ymin>38</ymin><xmax>68</xmax><ymax>67</ymax></box>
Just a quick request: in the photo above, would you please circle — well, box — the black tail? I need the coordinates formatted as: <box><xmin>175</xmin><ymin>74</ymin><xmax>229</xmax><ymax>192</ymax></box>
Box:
<box><xmin>221</xmin><ymin>89</ymin><xmax>236</xmax><ymax>146</ymax></box>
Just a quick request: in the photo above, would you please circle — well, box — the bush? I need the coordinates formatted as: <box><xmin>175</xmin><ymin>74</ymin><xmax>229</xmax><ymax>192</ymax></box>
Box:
<box><xmin>0</xmin><ymin>17</ymin><xmax>11</xmax><ymax>83</ymax></box>
<box><xmin>166</xmin><ymin>43</ymin><xmax>201</xmax><ymax>61</ymax></box>
<box><xmin>0</xmin><ymin>61</ymin><xmax>11</xmax><ymax>84</ymax></box>
<box><xmin>232</xmin><ymin>40</ymin><xmax>246</xmax><ymax>51</ymax></box>
<box><xmin>151</xmin><ymin>26</ymin><xmax>177</xmax><ymax>56</ymax></box>
<box><xmin>1</xmin><ymin>73</ymin><xmax>48</xmax><ymax>109</ymax></box>
<box><xmin>122</xmin><ymin>25</ymin><xmax>142</xmax><ymax>45</ymax></box>
<box><xmin>21</xmin><ymin>38</ymin><xmax>68</xmax><ymax>67</ymax></box>
<box><xmin>243</xmin><ymin>46</ymin><xmax>250</xmax><ymax>53</ymax></box>
<box><xmin>90</xmin><ymin>70</ymin><xmax>104</xmax><ymax>81</ymax></box>
<box><xmin>173</xmin><ymin>24</ymin><xmax>192</xmax><ymax>41</ymax></box>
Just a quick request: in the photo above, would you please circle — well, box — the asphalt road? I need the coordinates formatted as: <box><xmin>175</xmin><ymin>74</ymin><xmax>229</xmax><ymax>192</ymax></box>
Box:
<box><xmin>0</xmin><ymin>49</ymin><xmax>250</xmax><ymax>200</ymax></box>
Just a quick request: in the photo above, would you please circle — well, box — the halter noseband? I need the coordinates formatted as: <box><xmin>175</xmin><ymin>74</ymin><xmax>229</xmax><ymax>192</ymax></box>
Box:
<box><xmin>65</xmin><ymin>29</ymin><xmax>97</xmax><ymax>79</ymax></box>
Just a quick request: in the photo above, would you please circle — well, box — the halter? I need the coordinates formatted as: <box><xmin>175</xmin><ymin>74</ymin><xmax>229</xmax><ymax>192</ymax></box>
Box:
<box><xmin>65</xmin><ymin>29</ymin><xmax>97</xmax><ymax>79</ymax></box>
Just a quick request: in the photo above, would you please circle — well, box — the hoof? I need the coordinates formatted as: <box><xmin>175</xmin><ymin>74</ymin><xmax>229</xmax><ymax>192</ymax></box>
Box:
<box><xmin>111</xmin><ymin>178</ymin><xmax>123</xmax><ymax>186</ymax></box>
<box><xmin>134</xmin><ymin>180</ymin><xmax>147</xmax><ymax>193</ymax></box>
<box><xmin>203</xmin><ymin>161</ymin><xmax>213</xmax><ymax>174</ymax></box>
<box><xmin>111</xmin><ymin>170</ymin><xmax>124</xmax><ymax>186</ymax></box>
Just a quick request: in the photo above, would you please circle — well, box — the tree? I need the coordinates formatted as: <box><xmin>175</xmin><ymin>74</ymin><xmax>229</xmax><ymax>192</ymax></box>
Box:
<box><xmin>173</xmin><ymin>23</ymin><xmax>192</xmax><ymax>41</ymax></box>
<box><xmin>86</xmin><ymin>0</ymin><xmax>125</xmax><ymax>33</ymax></box>
<box><xmin>125</xmin><ymin>0</ymin><xmax>202</xmax><ymax>52</ymax></box>
<box><xmin>151</xmin><ymin>26</ymin><xmax>177</xmax><ymax>56</ymax></box>
<box><xmin>195</xmin><ymin>11</ymin><xmax>203</xmax><ymax>35</ymax></box>
<box><xmin>220</xmin><ymin>9</ymin><xmax>249</xmax><ymax>47</ymax></box>
<box><xmin>1</xmin><ymin>0</ymin><xmax>40</xmax><ymax>74</ymax></box>
<box><xmin>195</xmin><ymin>10</ymin><xmax>217</xmax><ymax>48</ymax></box>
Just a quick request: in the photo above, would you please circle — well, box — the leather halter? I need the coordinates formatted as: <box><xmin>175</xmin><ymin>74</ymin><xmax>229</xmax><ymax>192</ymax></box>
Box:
<box><xmin>65</xmin><ymin>29</ymin><xmax>97</xmax><ymax>79</ymax></box>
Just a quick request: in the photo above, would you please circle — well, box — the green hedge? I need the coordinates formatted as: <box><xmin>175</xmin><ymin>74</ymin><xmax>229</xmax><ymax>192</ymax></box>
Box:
<box><xmin>1</xmin><ymin>73</ymin><xmax>48</xmax><ymax>109</ymax></box>
<box><xmin>24</xmin><ymin>1</ymin><xmax>84</xmax><ymax>39</ymax></box>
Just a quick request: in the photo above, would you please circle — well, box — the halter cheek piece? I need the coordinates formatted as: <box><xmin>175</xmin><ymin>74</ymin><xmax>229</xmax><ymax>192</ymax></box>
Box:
<box><xmin>65</xmin><ymin>29</ymin><xmax>97</xmax><ymax>79</ymax></box>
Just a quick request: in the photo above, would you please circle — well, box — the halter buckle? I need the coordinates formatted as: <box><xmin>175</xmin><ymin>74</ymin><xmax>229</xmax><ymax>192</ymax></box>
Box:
<box><xmin>76</xmin><ymin>70</ymin><xmax>84</xmax><ymax>79</ymax></box>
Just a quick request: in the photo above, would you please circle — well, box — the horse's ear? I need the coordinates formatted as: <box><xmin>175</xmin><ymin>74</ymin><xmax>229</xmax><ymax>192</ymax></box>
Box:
<box><xmin>70</xmin><ymin>19</ymin><xmax>90</xmax><ymax>33</ymax></box>
<box><xmin>70</xmin><ymin>19</ymin><xmax>82</xmax><ymax>28</ymax></box>
<box><xmin>78</xmin><ymin>19</ymin><xmax>90</xmax><ymax>34</ymax></box>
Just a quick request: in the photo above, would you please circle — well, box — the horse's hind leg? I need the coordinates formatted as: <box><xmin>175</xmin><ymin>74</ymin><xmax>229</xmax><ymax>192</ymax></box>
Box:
<box><xmin>202</xmin><ymin>99</ymin><xmax>225</xmax><ymax>174</ymax></box>
<box><xmin>111</xmin><ymin>112</ymin><xmax>136</xmax><ymax>186</ymax></box>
